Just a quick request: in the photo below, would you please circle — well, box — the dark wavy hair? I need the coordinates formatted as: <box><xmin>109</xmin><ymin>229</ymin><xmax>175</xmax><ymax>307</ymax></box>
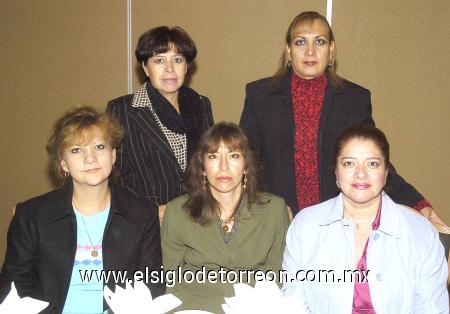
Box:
<box><xmin>271</xmin><ymin>11</ymin><xmax>342</xmax><ymax>89</ymax></box>
<box><xmin>135</xmin><ymin>26</ymin><xmax>197</xmax><ymax>66</ymax></box>
<box><xmin>46</xmin><ymin>106</ymin><xmax>123</xmax><ymax>185</ymax></box>
<box><xmin>183</xmin><ymin>122</ymin><xmax>266</xmax><ymax>225</ymax></box>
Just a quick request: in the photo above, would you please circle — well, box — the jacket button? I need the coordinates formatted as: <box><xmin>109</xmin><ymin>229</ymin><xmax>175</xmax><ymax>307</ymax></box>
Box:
<box><xmin>373</xmin><ymin>233</ymin><xmax>379</xmax><ymax>241</ymax></box>
<box><xmin>376</xmin><ymin>273</ymin><xmax>383</xmax><ymax>281</ymax></box>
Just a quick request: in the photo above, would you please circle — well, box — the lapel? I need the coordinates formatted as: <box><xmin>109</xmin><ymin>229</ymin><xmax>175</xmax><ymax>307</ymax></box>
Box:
<box><xmin>317</xmin><ymin>78</ymin><xmax>336</xmax><ymax>196</ymax></box>
<box><xmin>269</xmin><ymin>71</ymin><xmax>295</xmax><ymax>169</ymax></box>
<box><xmin>40</xmin><ymin>183</ymin><xmax>77</xmax><ymax>287</ymax></box>
<box><xmin>130</xmin><ymin>84</ymin><xmax>181</xmax><ymax>171</ymax></box>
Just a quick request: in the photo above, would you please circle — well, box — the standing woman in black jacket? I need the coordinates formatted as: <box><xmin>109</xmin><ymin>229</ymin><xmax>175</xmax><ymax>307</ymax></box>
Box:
<box><xmin>107</xmin><ymin>26</ymin><xmax>214</xmax><ymax>222</ymax></box>
<box><xmin>240</xmin><ymin>11</ymin><xmax>445</xmax><ymax>226</ymax></box>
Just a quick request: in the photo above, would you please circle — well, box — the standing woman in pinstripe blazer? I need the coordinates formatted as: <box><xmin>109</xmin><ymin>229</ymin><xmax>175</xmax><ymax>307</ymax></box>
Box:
<box><xmin>107</xmin><ymin>26</ymin><xmax>213</xmax><ymax>222</ymax></box>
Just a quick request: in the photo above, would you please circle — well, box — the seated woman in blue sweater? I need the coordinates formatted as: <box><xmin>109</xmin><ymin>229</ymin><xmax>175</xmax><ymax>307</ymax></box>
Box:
<box><xmin>0</xmin><ymin>106</ymin><xmax>164</xmax><ymax>313</ymax></box>
<box><xmin>283</xmin><ymin>124</ymin><xmax>448</xmax><ymax>313</ymax></box>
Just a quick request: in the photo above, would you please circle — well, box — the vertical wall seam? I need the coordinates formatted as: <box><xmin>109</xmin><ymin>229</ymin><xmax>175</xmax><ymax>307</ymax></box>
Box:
<box><xmin>326</xmin><ymin>0</ymin><xmax>333</xmax><ymax>26</ymax></box>
<box><xmin>127</xmin><ymin>0</ymin><xmax>132</xmax><ymax>94</ymax></box>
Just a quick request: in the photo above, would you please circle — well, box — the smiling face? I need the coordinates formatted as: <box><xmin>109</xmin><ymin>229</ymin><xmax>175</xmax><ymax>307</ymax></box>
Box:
<box><xmin>203</xmin><ymin>141</ymin><xmax>246</xmax><ymax>203</ymax></box>
<box><xmin>286</xmin><ymin>18</ymin><xmax>334</xmax><ymax>80</ymax></box>
<box><xmin>335</xmin><ymin>138</ymin><xmax>388</xmax><ymax>208</ymax></box>
<box><xmin>142</xmin><ymin>45</ymin><xmax>187</xmax><ymax>100</ymax></box>
<box><xmin>60</xmin><ymin>127</ymin><xmax>116</xmax><ymax>190</ymax></box>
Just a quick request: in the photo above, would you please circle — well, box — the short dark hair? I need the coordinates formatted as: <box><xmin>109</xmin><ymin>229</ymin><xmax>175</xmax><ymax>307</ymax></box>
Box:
<box><xmin>183</xmin><ymin>122</ymin><xmax>266</xmax><ymax>225</ymax></box>
<box><xmin>135</xmin><ymin>26</ymin><xmax>197</xmax><ymax>65</ymax></box>
<box><xmin>46</xmin><ymin>106</ymin><xmax>123</xmax><ymax>185</ymax></box>
<box><xmin>333</xmin><ymin>124</ymin><xmax>390</xmax><ymax>171</ymax></box>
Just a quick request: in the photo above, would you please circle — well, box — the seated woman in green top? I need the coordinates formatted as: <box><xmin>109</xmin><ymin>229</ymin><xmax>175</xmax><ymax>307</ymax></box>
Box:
<box><xmin>161</xmin><ymin>122</ymin><xmax>290</xmax><ymax>313</ymax></box>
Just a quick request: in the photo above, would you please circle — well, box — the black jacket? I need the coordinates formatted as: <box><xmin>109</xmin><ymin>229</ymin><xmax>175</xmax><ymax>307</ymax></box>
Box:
<box><xmin>107</xmin><ymin>84</ymin><xmax>214</xmax><ymax>206</ymax></box>
<box><xmin>0</xmin><ymin>182</ymin><xmax>164</xmax><ymax>313</ymax></box>
<box><xmin>240</xmin><ymin>71</ymin><xmax>425</xmax><ymax>214</ymax></box>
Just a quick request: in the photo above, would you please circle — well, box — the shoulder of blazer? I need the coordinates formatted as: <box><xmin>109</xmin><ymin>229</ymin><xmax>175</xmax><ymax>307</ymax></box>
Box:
<box><xmin>109</xmin><ymin>183</ymin><xmax>157</xmax><ymax>221</ymax></box>
<box><xmin>336</xmin><ymin>78</ymin><xmax>371</xmax><ymax>96</ymax></box>
<box><xmin>107</xmin><ymin>94</ymin><xmax>134</xmax><ymax>112</ymax></box>
<box><xmin>245</xmin><ymin>76</ymin><xmax>273</xmax><ymax>95</ymax></box>
<box><xmin>198</xmin><ymin>94</ymin><xmax>211</xmax><ymax>107</ymax></box>
<box><xmin>14</xmin><ymin>184</ymin><xmax>73</xmax><ymax>224</ymax></box>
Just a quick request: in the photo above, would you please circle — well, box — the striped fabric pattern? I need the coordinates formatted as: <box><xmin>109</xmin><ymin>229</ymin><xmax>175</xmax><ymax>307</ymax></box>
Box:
<box><xmin>107</xmin><ymin>84</ymin><xmax>213</xmax><ymax>205</ymax></box>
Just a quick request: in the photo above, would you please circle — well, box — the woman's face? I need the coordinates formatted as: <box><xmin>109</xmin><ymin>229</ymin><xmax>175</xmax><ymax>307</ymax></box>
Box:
<box><xmin>60</xmin><ymin>128</ymin><xmax>116</xmax><ymax>190</ymax></box>
<box><xmin>142</xmin><ymin>45</ymin><xmax>188</xmax><ymax>99</ymax></box>
<box><xmin>335</xmin><ymin>138</ymin><xmax>388</xmax><ymax>208</ymax></box>
<box><xmin>286</xmin><ymin>19</ymin><xmax>334</xmax><ymax>80</ymax></box>
<box><xmin>203</xmin><ymin>141</ymin><xmax>246</xmax><ymax>202</ymax></box>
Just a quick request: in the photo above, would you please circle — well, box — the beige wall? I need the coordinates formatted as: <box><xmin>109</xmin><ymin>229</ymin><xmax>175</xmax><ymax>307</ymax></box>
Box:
<box><xmin>1</xmin><ymin>1</ymin><xmax>449</xmax><ymax>264</ymax></box>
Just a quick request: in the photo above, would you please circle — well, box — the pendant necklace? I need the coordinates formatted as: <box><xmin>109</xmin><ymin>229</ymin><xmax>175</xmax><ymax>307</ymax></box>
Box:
<box><xmin>72</xmin><ymin>200</ymin><xmax>103</xmax><ymax>258</ymax></box>
<box><xmin>220</xmin><ymin>214</ymin><xmax>235</xmax><ymax>233</ymax></box>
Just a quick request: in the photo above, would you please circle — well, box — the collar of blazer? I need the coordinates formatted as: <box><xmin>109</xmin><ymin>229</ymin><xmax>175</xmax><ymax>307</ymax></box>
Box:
<box><xmin>268</xmin><ymin>69</ymin><xmax>347</xmax><ymax>97</ymax></box>
<box><xmin>39</xmin><ymin>181</ymin><xmax>130</xmax><ymax>226</ymax></box>
<box><xmin>318</xmin><ymin>192</ymin><xmax>401</xmax><ymax>239</ymax></box>
<box><xmin>128</xmin><ymin>83</ymin><xmax>184</xmax><ymax>171</ymax></box>
<box><xmin>131</xmin><ymin>83</ymin><xmax>152</xmax><ymax>108</ymax></box>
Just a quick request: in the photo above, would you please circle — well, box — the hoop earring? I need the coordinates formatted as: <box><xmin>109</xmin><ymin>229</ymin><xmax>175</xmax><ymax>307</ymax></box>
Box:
<box><xmin>243</xmin><ymin>172</ymin><xmax>248</xmax><ymax>190</ymax></box>
<box><xmin>336</xmin><ymin>180</ymin><xmax>340</xmax><ymax>189</ymax></box>
<box><xmin>327</xmin><ymin>61</ymin><xmax>333</xmax><ymax>69</ymax></box>
<box><xmin>202</xmin><ymin>174</ymin><xmax>207</xmax><ymax>190</ymax></box>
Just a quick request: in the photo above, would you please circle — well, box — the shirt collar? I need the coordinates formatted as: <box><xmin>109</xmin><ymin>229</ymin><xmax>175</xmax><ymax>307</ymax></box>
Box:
<box><xmin>318</xmin><ymin>192</ymin><xmax>402</xmax><ymax>239</ymax></box>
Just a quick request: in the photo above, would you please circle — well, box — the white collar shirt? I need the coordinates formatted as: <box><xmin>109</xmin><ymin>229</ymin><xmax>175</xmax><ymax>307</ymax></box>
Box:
<box><xmin>282</xmin><ymin>193</ymin><xmax>449</xmax><ymax>313</ymax></box>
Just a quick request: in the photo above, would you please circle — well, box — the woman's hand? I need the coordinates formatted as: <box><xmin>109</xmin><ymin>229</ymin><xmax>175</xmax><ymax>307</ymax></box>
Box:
<box><xmin>286</xmin><ymin>206</ymin><xmax>294</xmax><ymax>222</ymax></box>
<box><xmin>421</xmin><ymin>207</ymin><xmax>449</xmax><ymax>233</ymax></box>
<box><xmin>158</xmin><ymin>204</ymin><xmax>167</xmax><ymax>225</ymax></box>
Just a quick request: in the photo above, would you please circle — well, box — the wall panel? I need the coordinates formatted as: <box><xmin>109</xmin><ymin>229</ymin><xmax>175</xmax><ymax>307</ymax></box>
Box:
<box><xmin>333</xmin><ymin>0</ymin><xmax>450</xmax><ymax>221</ymax></box>
<box><xmin>0</xmin><ymin>0</ymin><xmax>127</xmax><ymax>263</ymax></box>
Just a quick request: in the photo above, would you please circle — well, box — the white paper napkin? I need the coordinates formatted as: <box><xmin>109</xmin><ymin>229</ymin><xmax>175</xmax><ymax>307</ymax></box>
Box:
<box><xmin>0</xmin><ymin>282</ymin><xmax>49</xmax><ymax>314</ymax></box>
<box><xmin>104</xmin><ymin>281</ymin><xmax>182</xmax><ymax>314</ymax></box>
<box><xmin>221</xmin><ymin>279</ymin><xmax>306</xmax><ymax>314</ymax></box>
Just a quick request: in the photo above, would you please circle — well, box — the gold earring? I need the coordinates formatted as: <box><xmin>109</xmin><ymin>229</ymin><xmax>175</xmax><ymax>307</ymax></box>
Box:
<box><xmin>336</xmin><ymin>180</ymin><xmax>340</xmax><ymax>189</ymax></box>
<box><xmin>202</xmin><ymin>174</ymin><xmax>207</xmax><ymax>190</ymax></box>
<box><xmin>243</xmin><ymin>172</ymin><xmax>248</xmax><ymax>190</ymax></box>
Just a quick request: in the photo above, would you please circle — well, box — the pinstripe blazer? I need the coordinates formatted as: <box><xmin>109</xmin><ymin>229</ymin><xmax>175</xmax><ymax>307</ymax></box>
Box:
<box><xmin>107</xmin><ymin>84</ymin><xmax>213</xmax><ymax>206</ymax></box>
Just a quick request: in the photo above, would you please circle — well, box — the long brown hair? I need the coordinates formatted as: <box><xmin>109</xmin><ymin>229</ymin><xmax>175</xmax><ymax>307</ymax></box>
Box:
<box><xmin>270</xmin><ymin>11</ymin><xmax>342</xmax><ymax>90</ymax></box>
<box><xmin>183</xmin><ymin>122</ymin><xmax>266</xmax><ymax>225</ymax></box>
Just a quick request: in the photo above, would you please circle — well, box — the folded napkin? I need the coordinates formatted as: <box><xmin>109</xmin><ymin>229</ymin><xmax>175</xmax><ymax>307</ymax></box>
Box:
<box><xmin>0</xmin><ymin>282</ymin><xmax>49</xmax><ymax>314</ymax></box>
<box><xmin>222</xmin><ymin>279</ymin><xmax>306</xmax><ymax>314</ymax></box>
<box><xmin>104</xmin><ymin>281</ymin><xmax>182</xmax><ymax>314</ymax></box>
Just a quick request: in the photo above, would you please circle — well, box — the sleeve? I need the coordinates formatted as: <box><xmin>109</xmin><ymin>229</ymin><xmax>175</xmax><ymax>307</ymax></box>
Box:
<box><xmin>384</xmin><ymin>163</ymin><xmax>429</xmax><ymax>210</ymax></box>
<box><xmin>160</xmin><ymin>201</ymin><xmax>187</xmax><ymax>292</ymax></box>
<box><xmin>413</xmin><ymin>226</ymin><xmax>449</xmax><ymax>312</ymax></box>
<box><xmin>200</xmin><ymin>95</ymin><xmax>214</xmax><ymax>130</ymax></box>
<box><xmin>0</xmin><ymin>204</ymin><xmax>39</xmax><ymax>302</ymax></box>
<box><xmin>239</xmin><ymin>85</ymin><xmax>263</xmax><ymax>160</ymax></box>
<box><xmin>106</xmin><ymin>99</ymin><xmax>147</xmax><ymax>202</ymax></box>
<box><xmin>139</xmin><ymin>203</ymin><xmax>165</xmax><ymax>297</ymax></box>
<box><xmin>260</xmin><ymin>198</ymin><xmax>291</xmax><ymax>284</ymax></box>
<box><xmin>356</xmin><ymin>89</ymin><xmax>429</xmax><ymax>210</ymax></box>
<box><xmin>281</xmin><ymin>216</ymin><xmax>311</xmax><ymax>311</ymax></box>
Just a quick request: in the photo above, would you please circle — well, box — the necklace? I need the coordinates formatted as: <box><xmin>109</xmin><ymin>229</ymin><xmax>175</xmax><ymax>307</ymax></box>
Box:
<box><xmin>220</xmin><ymin>214</ymin><xmax>236</xmax><ymax>233</ymax></box>
<box><xmin>72</xmin><ymin>200</ymin><xmax>103</xmax><ymax>258</ymax></box>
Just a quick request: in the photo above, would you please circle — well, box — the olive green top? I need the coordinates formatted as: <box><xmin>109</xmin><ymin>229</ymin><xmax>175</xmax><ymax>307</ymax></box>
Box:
<box><xmin>161</xmin><ymin>193</ymin><xmax>290</xmax><ymax>313</ymax></box>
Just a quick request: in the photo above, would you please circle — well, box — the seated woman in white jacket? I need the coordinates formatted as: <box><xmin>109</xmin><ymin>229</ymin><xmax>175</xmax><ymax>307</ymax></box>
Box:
<box><xmin>282</xmin><ymin>124</ymin><xmax>448</xmax><ymax>313</ymax></box>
